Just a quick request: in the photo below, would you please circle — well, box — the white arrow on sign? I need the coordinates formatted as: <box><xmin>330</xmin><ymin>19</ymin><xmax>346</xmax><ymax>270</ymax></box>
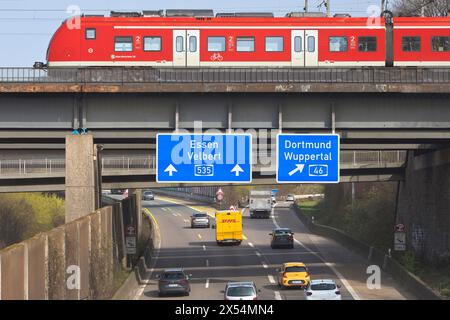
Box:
<box><xmin>164</xmin><ymin>164</ymin><xmax>177</xmax><ymax>177</ymax></box>
<box><xmin>288</xmin><ymin>164</ymin><xmax>305</xmax><ymax>176</ymax></box>
<box><xmin>231</xmin><ymin>164</ymin><xmax>244</xmax><ymax>177</ymax></box>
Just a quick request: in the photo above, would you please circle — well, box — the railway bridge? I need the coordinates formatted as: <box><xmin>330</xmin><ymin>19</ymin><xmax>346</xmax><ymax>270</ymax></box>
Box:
<box><xmin>0</xmin><ymin>66</ymin><xmax>449</xmax><ymax>300</ymax></box>
<box><xmin>1</xmin><ymin>67</ymin><xmax>449</xmax><ymax>187</ymax></box>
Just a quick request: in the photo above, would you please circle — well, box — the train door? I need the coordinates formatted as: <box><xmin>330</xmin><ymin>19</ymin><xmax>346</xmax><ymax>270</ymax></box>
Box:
<box><xmin>291</xmin><ymin>30</ymin><xmax>305</xmax><ymax>67</ymax></box>
<box><xmin>305</xmin><ymin>30</ymin><xmax>318</xmax><ymax>67</ymax></box>
<box><xmin>173</xmin><ymin>30</ymin><xmax>200</xmax><ymax>67</ymax></box>
<box><xmin>291</xmin><ymin>30</ymin><xmax>318</xmax><ymax>67</ymax></box>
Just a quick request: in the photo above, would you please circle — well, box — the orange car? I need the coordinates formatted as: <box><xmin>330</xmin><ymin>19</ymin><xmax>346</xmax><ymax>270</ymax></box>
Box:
<box><xmin>277</xmin><ymin>262</ymin><xmax>311</xmax><ymax>289</ymax></box>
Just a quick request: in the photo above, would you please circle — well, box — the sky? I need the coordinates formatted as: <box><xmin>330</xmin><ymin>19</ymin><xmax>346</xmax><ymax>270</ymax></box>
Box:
<box><xmin>0</xmin><ymin>0</ymin><xmax>385</xmax><ymax>66</ymax></box>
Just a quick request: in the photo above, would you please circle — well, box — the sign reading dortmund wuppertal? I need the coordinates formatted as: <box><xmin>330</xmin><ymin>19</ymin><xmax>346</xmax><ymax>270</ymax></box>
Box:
<box><xmin>277</xmin><ymin>134</ymin><xmax>340</xmax><ymax>183</ymax></box>
<box><xmin>157</xmin><ymin>133</ymin><xmax>252</xmax><ymax>183</ymax></box>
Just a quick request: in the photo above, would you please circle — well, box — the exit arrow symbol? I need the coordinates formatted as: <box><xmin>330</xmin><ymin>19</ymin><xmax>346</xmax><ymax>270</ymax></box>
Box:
<box><xmin>164</xmin><ymin>164</ymin><xmax>177</xmax><ymax>177</ymax></box>
<box><xmin>288</xmin><ymin>164</ymin><xmax>305</xmax><ymax>176</ymax></box>
<box><xmin>231</xmin><ymin>164</ymin><xmax>244</xmax><ymax>177</ymax></box>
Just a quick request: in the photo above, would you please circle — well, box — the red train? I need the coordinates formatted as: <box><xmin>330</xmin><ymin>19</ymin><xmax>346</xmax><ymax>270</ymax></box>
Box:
<box><xmin>45</xmin><ymin>10</ymin><xmax>450</xmax><ymax>68</ymax></box>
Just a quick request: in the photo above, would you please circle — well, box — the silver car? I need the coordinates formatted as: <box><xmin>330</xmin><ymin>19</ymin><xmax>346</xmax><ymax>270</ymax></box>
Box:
<box><xmin>305</xmin><ymin>279</ymin><xmax>342</xmax><ymax>300</ymax></box>
<box><xmin>224</xmin><ymin>282</ymin><xmax>260</xmax><ymax>300</ymax></box>
<box><xmin>286</xmin><ymin>194</ymin><xmax>295</xmax><ymax>202</ymax></box>
<box><xmin>191</xmin><ymin>212</ymin><xmax>210</xmax><ymax>228</ymax></box>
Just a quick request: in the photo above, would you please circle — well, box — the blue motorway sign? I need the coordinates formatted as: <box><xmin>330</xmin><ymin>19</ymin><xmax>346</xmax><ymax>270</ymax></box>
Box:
<box><xmin>277</xmin><ymin>134</ymin><xmax>340</xmax><ymax>183</ymax></box>
<box><xmin>157</xmin><ymin>133</ymin><xmax>252</xmax><ymax>183</ymax></box>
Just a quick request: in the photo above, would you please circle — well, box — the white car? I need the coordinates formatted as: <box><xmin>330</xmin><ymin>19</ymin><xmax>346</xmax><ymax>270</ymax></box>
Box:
<box><xmin>305</xmin><ymin>279</ymin><xmax>342</xmax><ymax>300</ymax></box>
<box><xmin>224</xmin><ymin>282</ymin><xmax>260</xmax><ymax>300</ymax></box>
<box><xmin>286</xmin><ymin>194</ymin><xmax>295</xmax><ymax>202</ymax></box>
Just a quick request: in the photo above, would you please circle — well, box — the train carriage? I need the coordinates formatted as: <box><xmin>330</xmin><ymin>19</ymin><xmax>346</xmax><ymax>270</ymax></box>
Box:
<box><xmin>393</xmin><ymin>17</ymin><xmax>450</xmax><ymax>66</ymax></box>
<box><xmin>45</xmin><ymin>10</ymin><xmax>450</xmax><ymax>68</ymax></box>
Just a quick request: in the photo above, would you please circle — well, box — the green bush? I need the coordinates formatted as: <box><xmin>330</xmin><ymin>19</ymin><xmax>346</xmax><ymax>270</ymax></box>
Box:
<box><xmin>0</xmin><ymin>195</ymin><xmax>36</xmax><ymax>248</ymax></box>
<box><xmin>440</xmin><ymin>288</ymin><xmax>450</xmax><ymax>298</ymax></box>
<box><xmin>0</xmin><ymin>193</ymin><xmax>65</xmax><ymax>249</ymax></box>
<box><xmin>400</xmin><ymin>251</ymin><xmax>422</xmax><ymax>274</ymax></box>
<box><xmin>300</xmin><ymin>183</ymin><xmax>397</xmax><ymax>252</ymax></box>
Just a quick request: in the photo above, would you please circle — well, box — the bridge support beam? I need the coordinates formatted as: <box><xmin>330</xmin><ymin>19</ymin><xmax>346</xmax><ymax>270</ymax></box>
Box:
<box><xmin>65</xmin><ymin>135</ymin><xmax>99</xmax><ymax>223</ymax></box>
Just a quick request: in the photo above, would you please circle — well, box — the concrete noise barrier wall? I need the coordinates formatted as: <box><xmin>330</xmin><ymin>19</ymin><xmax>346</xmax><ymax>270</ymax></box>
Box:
<box><xmin>0</xmin><ymin>205</ymin><xmax>123</xmax><ymax>300</ymax></box>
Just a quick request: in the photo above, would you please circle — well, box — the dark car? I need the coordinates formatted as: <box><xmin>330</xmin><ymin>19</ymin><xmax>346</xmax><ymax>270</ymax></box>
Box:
<box><xmin>110</xmin><ymin>189</ymin><xmax>125</xmax><ymax>195</ymax></box>
<box><xmin>270</xmin><ymin>228</ymin><xmax>294</xmax><ymax>249</ymax></box>
<box><xmin>142</xmin><ymin>190</ymin><xmax>155</xmax><ymax>201</ymax></box>
<box><xmin>191</xmin><ymin>212</ymin><xmax>210</xmax><ymax>228</ymax></box>
<box><xmin>157</xmin><ymin>268</ymin><xmax>191</xmax><ymax>297</ymax></box>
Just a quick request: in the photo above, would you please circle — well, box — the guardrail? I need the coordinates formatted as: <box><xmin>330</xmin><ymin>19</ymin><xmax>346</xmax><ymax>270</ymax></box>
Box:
<box><xmin>0</xmin><ymin>151</ymin><xmax>406</xmax><ymax>177</ymax></box>
<box><xmin>0</xmin><ymin>67</ymin><xmax>449</xmax><ymax>84</ymax></box>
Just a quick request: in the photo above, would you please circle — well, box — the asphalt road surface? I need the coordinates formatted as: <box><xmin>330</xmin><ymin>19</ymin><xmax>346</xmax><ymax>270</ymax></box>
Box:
<box><xmin>138</xmin><ymin>198</ymin><xmax>416</xmax><ymax>300</ymax></box>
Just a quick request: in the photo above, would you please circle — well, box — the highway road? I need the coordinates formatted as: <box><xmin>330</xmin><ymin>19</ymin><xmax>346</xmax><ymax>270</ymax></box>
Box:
<box><xmin>138</xmin><ymin>197</ymin><xmax>416</xmax><ymax>300</ymax></box>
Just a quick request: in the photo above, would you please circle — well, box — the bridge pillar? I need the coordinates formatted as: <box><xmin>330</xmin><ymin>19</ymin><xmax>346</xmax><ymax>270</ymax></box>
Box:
<box><xmin>129</xmin><ymin>189</ymin><xmax>142</xmax><ymax>238</ymax></box>
<box><xmin>65</xmin><ymin>135</ymin><xmax>99</xmax><ymax>223</ymax></box>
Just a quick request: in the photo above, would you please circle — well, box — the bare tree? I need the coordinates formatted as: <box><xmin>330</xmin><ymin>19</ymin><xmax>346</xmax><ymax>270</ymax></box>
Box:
<box><xmin>392</xmin><ymin>0</ymin><xmax>449</xmax><ymax>17</ymax></box>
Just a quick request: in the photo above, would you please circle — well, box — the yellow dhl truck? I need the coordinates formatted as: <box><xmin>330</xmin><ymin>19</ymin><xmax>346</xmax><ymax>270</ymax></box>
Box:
<box><xmin>215</xmin><ymin>210</ymin><xmax>243</xmax><ymax>246</ymax></box>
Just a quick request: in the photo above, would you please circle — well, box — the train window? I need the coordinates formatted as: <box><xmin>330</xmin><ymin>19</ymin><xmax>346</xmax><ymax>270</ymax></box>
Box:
<box><xmin>189</xmin><ymin>36</ymin><xmax>197</xmax><ymax>52</ymax></box>
<box><xmin>294</xmin><ymin>36</ymin><xmax>303</xmax><ymax>52</ymax></box>
<box><xmin>208</xmin><ymin>37</ymin><xmax>226</xmax><ymax>52</ymax></box>
<box><xmin>432</xmin><ymin>36</ymin><xmax>450</xmax><ymax>52</ymax></box>
<box><xmin>144</xmin><ymin>37</ymin><xmax>162</xmax><ymax>51</ymax></box>
<box><xmin>358</xmin><ymin>37</ymin><xmax>377</xmax><ymax>52</ymax></box>
<box><xmin>402</xmin><ymin>37</ymin><xmax>421</xmax><ymax>52</ymax></box>
<box><xmin>115</xmin><ymin>36</ymin><xmax>133</xmax><ymax>52</ymax></box>
<box><xmin>329</xmin><ymin>37</ymin><xmax>347</xmax><ymax>52</ymax></box>
<box><xmin>265</xmin><ymin>37</ymin><xmax>284</xmax><ymax>52</ymax></box>
<box><xmin>237</xmin><ymin>37</ymin><xmax>255</xmax><ymax>52</ymax></box>
<box><xmin>85</xmin><ymin>28</ymin><xmax>96</xmax><ymax>40</ymax></box>
<box><xmin>176</xmin><ymin>36</ymin><xmax>184</xmax><ymax>52</ymax></box>
<box><xmin>308</xmin><ymin>36</ymin><xmax>315</xmax><ymax>52</ymax></box>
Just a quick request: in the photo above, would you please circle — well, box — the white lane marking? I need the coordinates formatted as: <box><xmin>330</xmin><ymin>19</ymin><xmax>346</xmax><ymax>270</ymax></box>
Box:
<box><xmin>255</xmin><ymin>251</ymin><xmax>262</xmax><ymax>257</ymax></box>
<box><xmin>272</xmin><ymin>206</ymin><xmax>361</xmax><ymax>300</ymax></box>
<box><xmin>274</xmin><ymin>291</ymin><xmax>282</xmax><ymax>300</ymax></box>
<box><xmin>183</xmin><ymin>219</ymin><xmax>189</xmax><ymax>223</ymax></box>
<box><xmin>172</xmin><ymin>213</ymin><xmax>177</xmax><ymax>217</ymax></box>
<box><xmin>203</xmin><ymin>245</ymin><xmax>206</xmax><ymax>251</ymax></box>
<box><xmin>262</xmin><ymin>262</ymin><xmax>268</xmax><ymax>269</ymax></box>
<box><xmin>205</xmin><ymin>279</ymin><xmax>210</xmax><ymax>289</ymax></box>
<box><xmin>161</xmin><ymin>208</ymin><xmax>168</xmax><ymax>212</ymax></box>
<box><xmin>156</xmin><ymin>197</ymin><xmax>213</xmax><ymax>217</ymax></box>
<box><xmin>268</xmin><ymin>275</ymin><xmax>276</xmax><ymax>284</ymax></box>
<box><xmin>248</xmin><ymin>242</ymin><xmax>254</xmax><ymax>248</ymax></box>
<box><xmin>197</xmin><ymin>234</ymin><xmax>202</xmax><ymax>240</ymax></box>
<box><xmin>206</xmin><ymin>259</ymin><xmax>210</xmax><ymax>267</ymax></box>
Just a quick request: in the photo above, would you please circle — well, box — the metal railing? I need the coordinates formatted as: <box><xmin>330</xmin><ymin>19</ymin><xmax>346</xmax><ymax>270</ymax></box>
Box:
<box><xmin>0</xmin><ymin>159</ymin><xmax>65</xmax><ymax>175</ymax></box>
<box><xmin>0</xmin><ymin>67</ymin><xmax>449</xmax><ymax>84</ymax></box>
<box><xmin>102</xmin><ymin>156</ymin><xmax>156</xmax><ymax>171</ymax></box>
<box><xmin>339</xmin><ymin>150</ymin><xmax>406</xmax><ymax>166</ymax></box>
<box><xmin>0</xmin><ymin>151</ymin><xmax>406</xmax><ymax>177</ymax></box>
